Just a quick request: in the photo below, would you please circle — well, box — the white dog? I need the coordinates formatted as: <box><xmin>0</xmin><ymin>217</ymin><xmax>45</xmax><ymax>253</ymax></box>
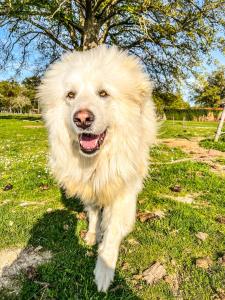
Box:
<box><xmin>38</xmin><ymin>45</ymin><xmax>157</xmax><ymax>292</ymax></box>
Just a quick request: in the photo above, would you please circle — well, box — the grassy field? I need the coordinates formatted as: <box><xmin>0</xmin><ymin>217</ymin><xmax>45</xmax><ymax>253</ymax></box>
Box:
<box><xmin>0</xmin><ymin>118</ymin><xmax>225</xmax><ymax>299</ymax></box>
<box><xmin>200</xmin><ymin>138</ymin><xmax>225</xmax><ymax>153</ymax></box>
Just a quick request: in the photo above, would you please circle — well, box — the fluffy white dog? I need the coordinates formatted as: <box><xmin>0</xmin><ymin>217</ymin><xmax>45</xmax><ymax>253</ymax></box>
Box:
<box><xmin>38</xmin><ymin>45</ymin><xmax>157</xmax><ymax>292</ymax></box>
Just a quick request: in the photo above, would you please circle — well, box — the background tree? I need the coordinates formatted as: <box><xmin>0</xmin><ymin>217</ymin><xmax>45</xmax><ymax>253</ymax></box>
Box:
<box><xmin>193</xmin><ymin>68</ymin><xmax>225</xmax><ymax>107</ymax></box>
<box><xmin>0</xmin><ymin>80</ymin><xmax>20</xmax><ymax>112</ymax></box>
<box><xmin>22</xmin><ymin>76</ymin><xmax>41</xmax><ymax>112</ymax></box>
<box><xmin>153</xmin><ymin>88</ymin><xmax>190</xmax><ymax>115</ymax></box>
<box><xmin>10</xmin><ymin>93</ymin><xmax>31</xmax><ymax>113</ymax></box>
<box><xmin>0</xmin><ymin>0</ymin><xmax>224</xmax><ymax>88</ymax></box>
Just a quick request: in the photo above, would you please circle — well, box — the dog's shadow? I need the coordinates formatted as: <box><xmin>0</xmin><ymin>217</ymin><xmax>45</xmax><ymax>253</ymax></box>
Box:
<box><xmin>15</xmin><ymin>190</ymin><xmax>140</xmax><ymax>299</ymax></box>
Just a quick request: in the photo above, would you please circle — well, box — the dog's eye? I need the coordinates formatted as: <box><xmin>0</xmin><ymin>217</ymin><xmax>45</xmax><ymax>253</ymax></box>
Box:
<box><xmin>98</xmin><ymin>90</ymin><xmax>109</xmax><ymax>98</ymax></box>
<box><xmin>67</xmin><ymin>91</ymin><xmax>76</xmax><ymax>99</ymax></box>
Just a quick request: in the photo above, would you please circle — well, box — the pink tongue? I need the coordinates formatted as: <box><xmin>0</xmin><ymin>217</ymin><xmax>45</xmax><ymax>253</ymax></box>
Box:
<box><xmin>80</xmin><ymin>135</ymin><xmax>99</xmax><ymax>149</ymax></box>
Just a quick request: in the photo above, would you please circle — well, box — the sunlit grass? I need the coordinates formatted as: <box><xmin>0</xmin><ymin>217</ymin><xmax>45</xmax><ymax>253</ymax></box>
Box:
<box><xmin>0</xmin><ymin>118</ymin><xmax>224</xmax><ymax>299</ymax></box>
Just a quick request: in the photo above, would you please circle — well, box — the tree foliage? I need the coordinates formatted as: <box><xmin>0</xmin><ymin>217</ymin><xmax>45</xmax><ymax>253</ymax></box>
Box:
<box><xmin>0</xmin><ymin>80</ymin><xmax>20</xmax><ymax>109</ymax></box>
<box><xmin>22</xmin><ymin>76</ymin><xmax>41</xmax><ymax>109</ymax></box>
<box><xmin>153</xmin><ymin>88</ymin><xmax>190</xmax><ymax>115</ymax></box>
<box><xmin>0</xmin><ymin>79</ymin><xmax>33</xmax><ymax>112</ymax></box>
<box><xmin>10</xmin><ymin>94</ymin><xmax>31</xmax><ymax>112</ymax></box>
<box><xmin>0</xmin><ymin>0</ymin><xmax>224</xmax><ymax>87</ymax></box>
<box><xmin>193</xmin><ymin>68</ymin><xmax>225</xmax><ymax>107</ymax></box>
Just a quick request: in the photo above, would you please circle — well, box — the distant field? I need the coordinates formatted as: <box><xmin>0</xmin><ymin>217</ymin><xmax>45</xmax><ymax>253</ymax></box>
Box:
<box><xmin>159</xmin><ymin>120</ymin><xmax>219</xmax><ymax>139</ymax></box>
<box><xmin>0</xmin><ymin>118</ymin><xmax>225</xmax><ymax>300</ymax></box>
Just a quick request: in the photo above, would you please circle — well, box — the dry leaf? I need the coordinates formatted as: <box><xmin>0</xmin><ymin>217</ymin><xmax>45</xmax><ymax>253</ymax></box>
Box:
<box><xmin>77</xmin><ymin>212</ymin><xmax>86</xmax><ymax>220</ymax></box>
<box><xmin>218</xmin><ymin>254</ymin><xmax>225</xmax><ymax>267</ymax></box>
<box><xmin>121</xmin><ymin>262</ymin><xmax>130</xmax><ymax>271</ymax></box>
<box><xmin>133</xmin><ymin>274</ymin><xmax>143</xmax><ymax>280</ymax></box>
<box><xmin>196</xmin><ymin>257</ymin><xmax>213</xmax><ymax>269</ymax></box>
<box><xmin>216</xmin><ymin>216</ymin><xmax>225</xmax><ymax>224</ymax></box>
<box><xmin>154</xmin><ymin>210</ymin><xmax>166</xmax><ymax>218</ymax></box>
<box><xmin>39</xmin><ymin>184</ymin><xmax>49</xmax><ymax>190</ymax></box>
<box><xmin>164</xmin><ymin>274</ymin><xmax>179</xmax><ymax>296</ymax></box>
<box><xmin>0</xmin><ymin>199</ymin><xmax>11</xmax><ymax>206</ymax></box>
<box><xmin>216</xmin><ymin>288</ymin><xmax>225</xmax><ymax>300</ymax></box>
<box><xmin>134</xmin><ymin>283</ymin><xmax>143</xmax><ymax>290</ymax></box>
<box><xmin>34</xmin><ymin>246</ymin><xmax>43</xmax><ymax>252</ymax></box>
<box><xmin>127</xmin><ymin>238</ymin><xmax>140</xmax><ymax>245</ymax></box>
<box><xmin>110</xmin><ymin>285</ymin><xmax>123</xmax><ymax>292</ymax></box>
<box><xmin>86</xmin><ymin>251</ymin><xmax>94</xmax><ymax>257</ymax></box>
<box><xmin>63</xmin><ymin>224</ymin><xmax>69</xmax><ymax>230</ymax></box>
<box><xmin>80</xmin><ymin>230</ymin><xmax>87</xmax><ymax>239</ymax></box>
<box><xmin>137</xmin><ymin>212</ymin><xmax>156</xmax><ymax>222</ymax></box>
<box><xmin>138</xmin><ymin>199</ymin><xmax>145</xmax><ymax>204</ymax></box>
<box><xmin>25</xmin><ymin>266</ymin><xmax>38</xmax><ymax>280</ymax></box>
<box><xmin>3</xmin><ymin>184</ymin><xmax>13</xmax><ymax>191</ymax></box>
<box><xmin>137</xmin><ymin>210</ymin><xmax>165</xmax><ymax>223</ymax></box>
<box><xmin>170</xmin><ymin>185</ymin><xmax>182</xmax><ymax>192</ymax></box>
<box><xmin>142</xmin><ymin>262</ymin><xmax>166</xmax><ymax>285</ymax></box>
<box><xmin>195</xmin><ymin>232</ymin><xmax>208</xmax><ymax>241</ymax></box>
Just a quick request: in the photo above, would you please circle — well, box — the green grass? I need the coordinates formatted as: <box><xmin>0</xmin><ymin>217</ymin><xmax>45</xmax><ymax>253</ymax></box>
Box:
<box><xmin>0</xmin><ymin>118</ymin><xmax>225</xmax><ymax>300</ymax></box>
<box><xmin>199</xmin><ymin>137</ymin><xmax>225</xmax><ymax>152</ymax></box>
<box><xmin>159</xmin><ymin>120</ymin><xmax>218</xmax><ymax>139</ymax></box>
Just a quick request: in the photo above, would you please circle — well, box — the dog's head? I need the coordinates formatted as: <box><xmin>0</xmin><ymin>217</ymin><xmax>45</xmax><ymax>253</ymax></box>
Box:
<box><xmin>38</xmin><ymin>45</ymin><xmax>153</xmax><ymax>157</ymax></box>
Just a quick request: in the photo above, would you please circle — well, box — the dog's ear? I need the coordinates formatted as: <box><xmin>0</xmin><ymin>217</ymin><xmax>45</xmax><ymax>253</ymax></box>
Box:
<box><xmin>121</xmin><ymin>54</ymin><xmax>154</xmax><ymax>107</ymax></box>
<box><xmin>134</xmin><ymin>76</ymin><xmax>154</xmax><ymax>113</ymax></box>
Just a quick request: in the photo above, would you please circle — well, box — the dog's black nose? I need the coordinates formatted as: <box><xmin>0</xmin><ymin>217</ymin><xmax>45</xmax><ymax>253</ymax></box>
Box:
<box><xmin>73</xmin><ymin>109</ymin><xmax>95</xmax><ymax>129</ymax></box>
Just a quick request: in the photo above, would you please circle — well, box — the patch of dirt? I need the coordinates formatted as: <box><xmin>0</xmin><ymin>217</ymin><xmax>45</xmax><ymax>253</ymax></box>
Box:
<box><xmin>161</xmin><ymin>138</ymin><xmax>225</xmax><ymax>175</ymax></box>
<box><xmin>0</xmin><ymin>246</ymin><xmax>52</xmax><ymax>292</ymax></box>
<box><xmin>22</xmin><ymin>125</ymin><xmax>44</xmax><ymax>128</ymax></box>
<box><xmin>18</xmin><ymin>201</ymin><xmax>46</xmax><ymax>207</ymax></box>
<box><xmin>161</xmin><ymin>193</ymin><xmax>197</xmax><ymax>204</ymax></box>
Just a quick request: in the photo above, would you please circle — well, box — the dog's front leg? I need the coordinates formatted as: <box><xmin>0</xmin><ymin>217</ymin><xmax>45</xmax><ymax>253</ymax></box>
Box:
<box><xmin>85</xmin><ymin>205</ymin><xmax>101</xmax><ymax>246</ymax></box>
<box><xmin>94</xmin><ymin>191</ymin><xmax>137</xmax><ymax>292</ymax></box>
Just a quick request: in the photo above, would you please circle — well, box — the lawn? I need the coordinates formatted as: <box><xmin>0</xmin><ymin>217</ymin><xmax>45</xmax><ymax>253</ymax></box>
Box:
<box><xmin>0</xmin><ymin>117</ymin><xmax>225</xmax><ymax>300</ymax></box>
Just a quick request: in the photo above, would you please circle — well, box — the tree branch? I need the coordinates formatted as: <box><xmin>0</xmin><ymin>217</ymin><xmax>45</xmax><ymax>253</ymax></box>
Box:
<box><xmin>27</xmin><ymin>19</ymin><xmax>72</xmax><ymax>51</ymax></box>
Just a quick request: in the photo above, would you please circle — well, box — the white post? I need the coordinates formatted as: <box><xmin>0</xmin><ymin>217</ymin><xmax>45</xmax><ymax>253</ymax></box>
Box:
<box><xmin>214</xmin><ymin>104</ymin><xmax>225</xmax><ymax>142</ymax></box>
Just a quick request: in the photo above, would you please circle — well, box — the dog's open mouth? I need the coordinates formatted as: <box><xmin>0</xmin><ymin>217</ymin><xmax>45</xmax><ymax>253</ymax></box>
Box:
<box><xmin>78</xmin><ymin>130</ymin><xmax>107</xmax><ymax>154</ymax></box>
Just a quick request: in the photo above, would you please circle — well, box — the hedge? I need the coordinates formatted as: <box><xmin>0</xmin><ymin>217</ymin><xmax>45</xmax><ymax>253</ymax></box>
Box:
<box><xmin>164</xmin><ymin>108</ymin><xmax>223</xmax><ymax>121</ymax></box>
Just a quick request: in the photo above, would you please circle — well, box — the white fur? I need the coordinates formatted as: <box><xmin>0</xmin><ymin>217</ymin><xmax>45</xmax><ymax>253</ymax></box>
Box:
<box><xmin>38</xmin><ymin>45</ymin><xmax>157</xmax><ymax>292</ymax></box>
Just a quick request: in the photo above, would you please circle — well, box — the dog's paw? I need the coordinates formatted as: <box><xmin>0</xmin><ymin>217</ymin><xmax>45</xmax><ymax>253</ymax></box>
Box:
<box><xmin>85</xmin><ymin>231</ymin><xmax>96</xmax><ymax>246</ymax></box>
<box><xmin>94</xmin><ymin>257</ymin><xmax>114</xmax><ymax>292</ymax></box>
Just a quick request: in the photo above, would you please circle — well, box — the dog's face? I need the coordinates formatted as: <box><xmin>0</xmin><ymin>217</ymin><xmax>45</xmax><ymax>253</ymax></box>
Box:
<box><xmin>39</xmin><ymin>46</ymin><xmax>152</xmax><ymax>157</ymax></box>
<box><xmin>63</xmin><ymin>70</ymin><xmax>113</xmax><ymax>157</ymax></box>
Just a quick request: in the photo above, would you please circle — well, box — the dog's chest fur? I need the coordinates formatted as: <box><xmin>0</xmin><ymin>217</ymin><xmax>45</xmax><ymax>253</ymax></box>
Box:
<box><xmin>51</xmin><ymin>140</ymin><xmax>146</xmax><ymax>207</ymax></box>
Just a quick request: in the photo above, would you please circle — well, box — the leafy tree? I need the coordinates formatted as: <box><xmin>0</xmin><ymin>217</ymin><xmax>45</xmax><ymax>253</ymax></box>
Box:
<box><xmin>193</xmin><ymin>68</ymin><xmax>225</xmax><ymax>107</ymax></box>
<box><xmin>0</xmin><ymin>0</ymin><xmax>224</xmax><ymax>87</ymax></box>
<box><xmin>153</xmin><ymin>88</ymin><xmax>190</xmax><ymax>114</ymax></box>
<box><xmin>22</xmin><ymin>76</ymin><xmax>41</xmax><ymax>111</ymax></box>
<box><xmin>10</xmin><ymin>93</ymin><xmax>31</xmax><ymax>113</ymax></box>
<box><xmin>0</xmin><ymin>80</ymin><xmax>21</xmax><ymax>111</ymax></box>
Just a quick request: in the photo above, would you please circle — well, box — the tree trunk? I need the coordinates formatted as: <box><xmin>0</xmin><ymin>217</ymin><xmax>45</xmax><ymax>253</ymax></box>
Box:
<box><xmin>82</xmin><ymin>17</ymin><xmax>99</xmax><ymax>50</ymax></box>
